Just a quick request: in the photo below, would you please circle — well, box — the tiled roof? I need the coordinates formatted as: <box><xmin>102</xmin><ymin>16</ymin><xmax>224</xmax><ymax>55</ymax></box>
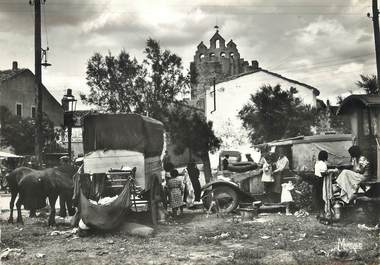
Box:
<box><xmin>0</xmin><ymin>69</ymin><xmax>28</xmax><ymax>83</ymax></box>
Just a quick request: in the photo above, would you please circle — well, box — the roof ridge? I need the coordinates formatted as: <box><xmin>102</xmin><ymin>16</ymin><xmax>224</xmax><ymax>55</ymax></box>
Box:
<box><xmin>0</xmin><ymin>68</ymin><xmax>29</xmax><ymax>83</ymax></box>
<box><xmin>215</xmin><ymin>68</ymin><xmax>320</xmax><ymax>95</ymax></box>
<box><xmin>0</xmin><ymin>68</ymin><xmax>62</xmax><ymax>107</ymax></box>
<box><xmin>259</xmin><ymin>68</ymin><xmax>320</xmax><ymax>95</ymax></box>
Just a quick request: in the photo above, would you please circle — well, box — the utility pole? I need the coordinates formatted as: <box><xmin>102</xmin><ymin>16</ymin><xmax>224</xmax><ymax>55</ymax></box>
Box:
<box><xmin>33</xmin><ymin>0</ymin><xmax>43</xmax><ymax>164</ymax></box>
<box><xmin>372</xmin><ymin>0</ymin><xmax>380</xmax><ymax>89</ymax></box>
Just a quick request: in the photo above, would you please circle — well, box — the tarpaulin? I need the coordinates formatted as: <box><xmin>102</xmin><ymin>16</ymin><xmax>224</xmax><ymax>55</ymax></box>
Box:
<box><xmin>292</xmin><ymin>141</ymin><xmax>352</xmax><ymax>171</ymax></box>
<box><xmin>79</xmin><ymin>179</ymin><xmax>131</xmax><ymax>230</ymax></box>
<box><xmin>83</xmin><ymin>114</ymin><xmax>164</xmax><ymax>158</ymax></box>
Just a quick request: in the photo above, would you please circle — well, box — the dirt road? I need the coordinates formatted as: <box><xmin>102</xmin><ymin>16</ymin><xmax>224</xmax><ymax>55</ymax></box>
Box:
<box><xmin>1</xmin><ymin>208</ymin><xmax>379</xmax><ymax>265</ymax></box>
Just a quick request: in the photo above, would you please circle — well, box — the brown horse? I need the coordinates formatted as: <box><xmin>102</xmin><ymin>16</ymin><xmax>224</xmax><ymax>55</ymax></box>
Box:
<box><xmin>7</xmin><ymin>167</ymin><xmax>75</xmax><ymax>225</ymax></box>
<box><xmin>6</xmin><ymin>167</ymin><xmax>34</xmax><ymax>223</ymax></box>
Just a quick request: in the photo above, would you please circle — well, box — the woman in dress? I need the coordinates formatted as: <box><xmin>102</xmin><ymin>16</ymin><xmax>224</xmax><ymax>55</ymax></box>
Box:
<box><xmin>167</xmin><ymin>169</ymin><xmax>185</xmax><ymax>216</ymax></box>
<box><xmin>259</xmin><ymin>147</ymin><xmax>274</xmax><ymax>193</ymax></box>
<box><xmin>336</xmin><ymin>146</ymin><xmax>369</xmax><ymax>203</ymax></box>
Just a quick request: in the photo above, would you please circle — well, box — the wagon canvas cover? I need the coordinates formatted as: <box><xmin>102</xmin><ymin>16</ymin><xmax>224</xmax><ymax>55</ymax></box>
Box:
<box><xmin>83</xmin><ymin>113</ymin><xmax>164</xmax><ymax>157</ymax></box>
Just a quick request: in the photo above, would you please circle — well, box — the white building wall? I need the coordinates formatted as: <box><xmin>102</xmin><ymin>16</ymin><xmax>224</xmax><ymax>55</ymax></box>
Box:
<box><xmin>206</xmin><ymin>71</ymin><xmax>318</xmax><ymax>150</ymax></box>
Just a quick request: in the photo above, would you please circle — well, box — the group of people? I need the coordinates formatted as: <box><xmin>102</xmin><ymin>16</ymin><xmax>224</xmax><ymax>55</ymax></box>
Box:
<box><xmin>314</xmin><ymin>145</ymin><xmax>370</xmax><ymax>209</ymax></box>
<box><xmin>162</xmin><ymin>151</ymin><xmax>202</xmax><ymax>216</ymax></box>
<box><xmin>255</xmin><ymin>144</ymin><xmax>370</xmax><ymax>209</ymax></box>
<box><xmin>162</xmin><ymin>144</ymin><xmax>370</xmax><ymax>217</ymax></box>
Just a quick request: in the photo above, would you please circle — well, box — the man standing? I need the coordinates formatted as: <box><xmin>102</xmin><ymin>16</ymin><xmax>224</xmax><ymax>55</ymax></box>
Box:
<box><xmin>222</xmin><ymin>154</ymin><xmax>229</xmax><ymax>170</ymax></box>
<box><xmin>187</xmin><ymin>161</ymin><xmax>201</xmax><ymax>201</ymax></box>
<box><xmin>162</xmin><ymin>150</ymin><xmax>172</xmax><ymax>172</ymax></box>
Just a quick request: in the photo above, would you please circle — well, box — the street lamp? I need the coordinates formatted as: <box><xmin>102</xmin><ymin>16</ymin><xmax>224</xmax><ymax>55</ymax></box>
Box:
<box><xmin>61</xmin><ymin>88</ymin><xmax>77</xmax><ymax>160</ymax></box>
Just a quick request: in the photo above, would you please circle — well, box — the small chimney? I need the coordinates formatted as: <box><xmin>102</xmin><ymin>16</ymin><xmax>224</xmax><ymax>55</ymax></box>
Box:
<box><xmin>251</xmin><ymin>60</ymin><xmax>259</xmax><ymax>70</ymax></box>
<box><xmin>12</xmin><ymin>61</ymin><xmax>18</xmax><ymax>71</ymax></box>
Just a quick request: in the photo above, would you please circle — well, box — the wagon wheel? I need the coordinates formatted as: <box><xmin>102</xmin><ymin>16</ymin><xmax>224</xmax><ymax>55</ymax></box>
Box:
<box><xmin>150</xmin><ymin>175</ymin><xmax>163</xmax><ymax>226</ymax></box>
<box><xmin>204</xmin><ymin>185</ymin><xmax>239</xmax><ymax>214</ymax></box>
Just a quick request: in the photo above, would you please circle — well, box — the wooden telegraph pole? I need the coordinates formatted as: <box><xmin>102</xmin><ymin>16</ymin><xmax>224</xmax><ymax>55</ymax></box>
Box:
<box><xmin>32</xmin><ymin>0</ymin><xmax>43</xmax><ymax>164</ymax></box>
<box><xmin>372</xmin><ymin>0</ymin><xmax>380</xmax><ymax>89</ymax></box>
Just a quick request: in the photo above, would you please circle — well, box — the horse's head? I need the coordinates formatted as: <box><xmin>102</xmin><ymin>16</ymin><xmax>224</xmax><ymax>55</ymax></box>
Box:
<box><xmin>18</xmin><ymin>173</ymin><xmax>47</xmax><ymax>210</ymax></box>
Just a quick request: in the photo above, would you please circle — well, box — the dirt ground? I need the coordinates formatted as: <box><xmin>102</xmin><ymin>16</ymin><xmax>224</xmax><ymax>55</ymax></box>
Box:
<box><xmin>1</xmin><ymin>207</ymin><xmax>379</xmax><ymax>265</ymax></box>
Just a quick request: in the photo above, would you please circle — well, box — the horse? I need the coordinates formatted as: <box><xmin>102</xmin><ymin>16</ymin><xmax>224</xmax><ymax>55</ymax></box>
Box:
<box><xmin>7</xmin><ymin>166</ymin><xmax>75</xmax><ymax>225</ymax></box>
<box><xmin>6</xmin><ymin>167</ymin><xmax>34</xmax><ymax>223</ymax></box>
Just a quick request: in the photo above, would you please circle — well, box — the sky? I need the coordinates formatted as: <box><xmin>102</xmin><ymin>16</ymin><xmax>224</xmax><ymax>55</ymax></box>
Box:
<box><xmin>0</xmin><ymin>0</ymin><xmax>377</xmax><ymax>109</ymax></box>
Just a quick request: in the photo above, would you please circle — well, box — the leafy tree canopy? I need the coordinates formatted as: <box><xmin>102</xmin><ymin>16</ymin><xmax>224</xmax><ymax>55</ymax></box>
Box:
<box><xmin>81</xmin><ymin>38</ymin><xmax>188</xmax><ymax>120</ymax></box>
<box><xmin>356</xmin><ymin>74</ymin><xmax>378</xmax><ymax>95</ymax></box>
<box><xmin>238</xmin><ymin>85</ymin><xmax>316</xmax><ymax>144</ymax></box>
<box><xmin>164</xmin><ymin>103</ymin><xmax>221</xmax><ymax>182</ymax></box>
<box><xmin>0</xmin><ymin>106</ymin><xmax>59</xmax><ymax>155</ymax></box>
<box><xmin>165</xmin><ymin>104</ymin><xmax>221</xmax><ymax>156</ymax></box>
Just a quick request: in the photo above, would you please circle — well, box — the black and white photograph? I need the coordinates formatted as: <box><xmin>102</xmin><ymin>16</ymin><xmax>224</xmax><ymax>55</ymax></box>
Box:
<box><xmin>0</xmin><ymin>1</ymin><xmax>379</xmax><ymax>264</ymax></box>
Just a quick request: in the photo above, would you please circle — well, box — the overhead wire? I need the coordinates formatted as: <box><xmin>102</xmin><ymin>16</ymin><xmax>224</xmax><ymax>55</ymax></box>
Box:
<box><xmin>42</xmin><ymin>0</ymin><xmax>49</xmax><ymax>49</ymax></box>
<box><xmin>271</xmin><ymin>53</ymin><xmax>375</xmax><ymax>73</ymax></box>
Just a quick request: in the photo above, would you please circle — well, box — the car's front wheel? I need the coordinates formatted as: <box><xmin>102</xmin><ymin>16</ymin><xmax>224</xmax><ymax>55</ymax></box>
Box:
<box><xmin>202</xmin><ymin>185</ymin><xmax>239</xmax><ymax>213</ymax></box>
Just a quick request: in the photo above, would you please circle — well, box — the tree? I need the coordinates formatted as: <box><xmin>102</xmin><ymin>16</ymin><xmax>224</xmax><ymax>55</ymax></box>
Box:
<box><xmin>164</xmin><ymin>104</ymin><xmax>221</xmax><ymax>183</ymax></box>
<box><xmin>217</xmin><ymin>119</ymin><xmax>249</xmax><ymax>150</ymax></box>
<box><xmin>314</xmin><ymin>102</ymin><xmax>351</xmax><ymax>134</ymax></box>
<box><xmin>142</xmin><ymin>38</ymin><xmax>188</xmax><ymax>119</ymax></box>
<box><xmin>81</xmin><ymin>39</ymin><xmax>188</xmax><ymax>120</ymax></box>
<box><xmin>356</xmin><ymin>74</ymin><xmax>378</xmax><ymax>95</ymax></box>
<box><xmin>0</xmin><ymin>106</ymin><xmax>59</xmax><ymax>155</ymax></box>
<box><xmin>238</xmin><ymin>85</ymin><xmax>316</xmax><ymax>144</ymax></box>
<box><xmin>81</xmin><ymin>51</ymin><xmax>146</xmax><ymax>113</ymax></box>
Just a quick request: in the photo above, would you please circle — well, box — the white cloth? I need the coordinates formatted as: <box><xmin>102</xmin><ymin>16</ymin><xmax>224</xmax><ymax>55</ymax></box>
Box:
<box><xmin>314</xmin><ymin>160</ymin><xmax>328</xmax><ymax>178</ymax></box>
<box><xmin>281</xmin><ymin>182</ymin><xmax>294</xmax><ymax>203</ymax></box>
<box><xmin>323</xmin><ymin>172</ymin><xmax>333</xmax><ymax>218</ymax></box>
<box><xmin>261</xmin><ymin>159</ymin><xmax>274</xmax><ymax>182</ymax></box>
<box><xmin>182</xmin><ymin>169</ymin><xmax>195</xmax><ymax>207</ymax></box>
<box><xmin>275</xmin><ymin>156</ymin><xmax>289</xmax><ymax>172</ymax></box>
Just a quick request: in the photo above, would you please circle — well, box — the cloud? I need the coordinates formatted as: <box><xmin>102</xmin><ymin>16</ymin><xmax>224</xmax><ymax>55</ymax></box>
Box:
<box><xmin>0</xmin><ymin>0</ymin><xmax>376</xmax><ymax>105</ymax></box>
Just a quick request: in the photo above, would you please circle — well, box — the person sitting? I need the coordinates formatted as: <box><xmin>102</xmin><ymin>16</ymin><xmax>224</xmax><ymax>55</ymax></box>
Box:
<box><xmin>336</xmin><ymin>146</ymin><xmax>369</xmax><ymax>203</ymax></box>
<box><xmin>222</xmin><ymin>154</ymin><xmax>229</xmax><ymax>170</ymax></box>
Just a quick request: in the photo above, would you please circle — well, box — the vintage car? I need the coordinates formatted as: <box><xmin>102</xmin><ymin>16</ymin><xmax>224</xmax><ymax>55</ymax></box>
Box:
<box><xmin>201</xmin><ymin>134</ymin><xmax>354</xmax><ymax>213</ymax></box>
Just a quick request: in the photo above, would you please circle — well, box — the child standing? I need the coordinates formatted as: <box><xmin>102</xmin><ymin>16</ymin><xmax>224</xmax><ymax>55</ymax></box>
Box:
<box><xmin>167</xmin><ymin>169</ymin><xmax>185</xmax><ymax>216</ymax></box>
<box><xmin>281</xmin><ymin>181</ymin><xmax>294</xmax><ymax>215</ymax></box>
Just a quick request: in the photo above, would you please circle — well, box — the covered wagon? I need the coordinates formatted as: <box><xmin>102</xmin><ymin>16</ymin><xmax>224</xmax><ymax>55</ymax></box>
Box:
<box><xmin>76</xmin><ymin>113</ymin><xmax>165</xmax><ymax>229</ymax></box>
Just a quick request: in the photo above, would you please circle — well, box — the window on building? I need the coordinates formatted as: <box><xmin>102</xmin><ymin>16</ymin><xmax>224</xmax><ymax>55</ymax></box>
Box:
<box><xmin>216</xmin><ymin>39</ymin><xmax>220</xmax><ymax>49</ymax></box>
<box><xmin>230</xmin><ymin>52</ymin><xmax>234</xmax><ymax>58</ymax></box>
<box><xmin>220</xmin><ymin>52</ymin><xmax>226</xmax><ymax>58</ymax></box>
<box><xmin>16</xmin><ymin>103</ymin><xmax>22</xmax><ymax>117</ymax></box>
<box><xmin>210</xmin><ymin>53</ymin><xmax>215</xmax><ymax>59</ymax></box>
<box><xmin>31</xmin><ymin>106</ymin><xmax>36</xmax><ymax>119</ymax></box>
<box><xmin>199</xmin><ymin>54</ymin><xmax>205</xmax><ymax>61</ymax></box>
